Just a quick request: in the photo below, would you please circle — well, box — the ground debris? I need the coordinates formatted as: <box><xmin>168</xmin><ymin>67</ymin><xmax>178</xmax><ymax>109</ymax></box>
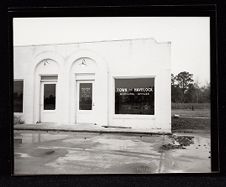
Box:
<box><xmin>173</xmin><ymin>114</ymin><xmax>180</xmax><ymax>119</ymax></box>
<box><xmin>160</xmin><ymin>135</ymin><xmax>194</xmax><ymax>150</ymax></box>
<box><xmin>172</xmin><ymin>135</ymin><xmax>194</xmax><ymax>146</ymax></box>
<box><xmin>161</xmin><ymin>143</ymin><xmax>184</xmax><ymax>150</ymax></box>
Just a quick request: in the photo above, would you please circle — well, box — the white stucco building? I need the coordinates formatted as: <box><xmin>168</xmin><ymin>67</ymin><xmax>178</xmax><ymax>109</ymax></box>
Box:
<box><xmin>14</xmin><ymin>38</ymin><xmax>171</xmax><ymax>133</ymax></box>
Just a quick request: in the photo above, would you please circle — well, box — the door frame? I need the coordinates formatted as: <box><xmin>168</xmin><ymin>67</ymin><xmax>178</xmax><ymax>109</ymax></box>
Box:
<box><xmin>39</xmin><ymin>79</ymin><xmax>57</xmax><ymax>123</ymax></box>
<box><xmin>76</xmin><ymin>80</ymin><xmax>94</xmax><ymax>124</ymax></box>
<box><xmin>74</xmin><ymin>73</ymin><xmax>95</xmax><ymax>124</ymax></box>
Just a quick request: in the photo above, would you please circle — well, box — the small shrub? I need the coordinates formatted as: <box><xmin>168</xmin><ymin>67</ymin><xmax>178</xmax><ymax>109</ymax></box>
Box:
<box><xmin>14</xmin><ymin>115</ymin><xmax>24</xmax><ymax>125</ymax></box>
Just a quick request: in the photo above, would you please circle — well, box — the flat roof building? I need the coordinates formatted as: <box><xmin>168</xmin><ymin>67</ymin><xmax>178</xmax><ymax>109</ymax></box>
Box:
<box><xmin>14</xmin><ymin>38</ymin><xmax>171</xmax><ymax>133</ymax></box>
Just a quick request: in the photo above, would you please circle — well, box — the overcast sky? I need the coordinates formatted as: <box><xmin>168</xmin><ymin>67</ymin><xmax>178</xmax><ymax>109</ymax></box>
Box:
<box><xmin>13</xmin><ymin>17</ymin><xmax>210</xmax><ymax>86</ymax></box>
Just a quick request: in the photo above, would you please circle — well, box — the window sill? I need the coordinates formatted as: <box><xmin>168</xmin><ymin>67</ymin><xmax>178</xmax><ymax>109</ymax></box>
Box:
<box><xmin>113</xmin><ymin>114</ymin><xmax>156</xmax><ymax>120</ymax></box>
<box><xmin>42</xmin><ymin>110</ymin><xmax>56</xmax><ymax>112</ymax></box>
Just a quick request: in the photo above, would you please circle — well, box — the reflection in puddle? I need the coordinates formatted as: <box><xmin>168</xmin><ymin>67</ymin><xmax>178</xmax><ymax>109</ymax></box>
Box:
<box><xmin>14</xmin><ymin>131</ymin><xmax>69</xmax><ymax>145</ymax></box>
<box><xmin>31</xmin><ymin>132</ymin><xmax>42</xmax><ymax>143</ymax></box>
<box><xmin>15</xmin><ymin>153</ymin><xmax>31</xmax><ymax>158</ymax></box>
<box><xmin>14</xmin><ymin>131</ymin><xmax>42</xmax><ymax>144</ymax></box>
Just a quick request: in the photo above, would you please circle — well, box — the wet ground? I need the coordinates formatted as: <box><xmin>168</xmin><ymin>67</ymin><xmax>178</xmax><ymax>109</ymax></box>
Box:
<box><xmin>14</xmin><ymin>130</ymin><xmax>211</xmax><ymax>174</ymax></box>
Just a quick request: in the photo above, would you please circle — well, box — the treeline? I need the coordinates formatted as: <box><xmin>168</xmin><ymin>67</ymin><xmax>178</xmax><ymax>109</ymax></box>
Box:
<box><xmin>171</xmin><ymin>71</ymin><xmax>210</xmax><ymax>103</ymax></box>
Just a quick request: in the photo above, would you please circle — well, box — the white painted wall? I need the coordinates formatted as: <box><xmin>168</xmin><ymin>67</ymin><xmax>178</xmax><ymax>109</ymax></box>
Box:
<box><xmin>14</xmin><ymin>38</ymin><xmax>171</xmax><ymax>132</ymax></box>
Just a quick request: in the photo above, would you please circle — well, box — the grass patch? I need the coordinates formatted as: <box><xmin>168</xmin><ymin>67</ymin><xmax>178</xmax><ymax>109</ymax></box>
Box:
<box><xmin>172</xmin><ymin>117</ymin><xmax>210</xmax><ymax>131</ymax></box>
<box><xmin>172</xmin><ymin>109</ymin><xmax>210</xmax><ymax>118</ymax></box>
<box><xmin>172</xmin><ymin>103</ymin><xmax>210</xmax><ymax>110</ymax></box>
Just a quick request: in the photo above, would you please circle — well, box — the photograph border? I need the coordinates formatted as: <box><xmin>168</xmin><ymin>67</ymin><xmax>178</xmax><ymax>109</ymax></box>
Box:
<box><xmin>7</xmin><ymin>4</ymin><xmax>218</xmax><ymax>179</ymax></box>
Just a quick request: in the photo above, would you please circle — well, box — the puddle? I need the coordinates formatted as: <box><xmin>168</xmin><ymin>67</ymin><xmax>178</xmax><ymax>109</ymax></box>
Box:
<box><xmin>15</xmin><ymin>153</ymin><xmax>31</xmax><ymax>158</ymax></box>
<box><xmin>160</xmin><ymin>133</ymin><xmax>211</xmax><ymax>173</ymax></box>
<box><xmin>28</xmin><ymin>148</ymin><xmax>68</xmax><ymax>158</ymax></box>
<box><xmin>14</xmin><ymin>131</ymin><xmax>69</xmax><ymax>144</ymax></box>
<box><xmin>109</xmin><ymin>162</ymin><xmax>158</xmax><ymax>173</ymax></box>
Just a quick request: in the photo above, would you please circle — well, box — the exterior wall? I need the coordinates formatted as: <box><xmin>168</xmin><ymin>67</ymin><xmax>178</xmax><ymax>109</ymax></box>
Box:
<box><xmin>14</xmin><ymin>38</ymin><xmax>171</xmax><ymax>133</ymax></box>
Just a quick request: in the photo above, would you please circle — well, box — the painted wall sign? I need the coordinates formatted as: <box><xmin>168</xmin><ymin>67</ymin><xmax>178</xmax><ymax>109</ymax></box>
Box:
<box><xmin>116</xmin><ymin>87</ymin><xmax>153</xmax><ymax>92</ymax></box>
<box><xmin>115</xmin><ymin>78</ymin><xmax>155</xmax><ymax>115</ymax></box>
<box><xmin>115</xmin><ymin>87</ymin><xmax>154</xmax><ymax>96</ymax></box>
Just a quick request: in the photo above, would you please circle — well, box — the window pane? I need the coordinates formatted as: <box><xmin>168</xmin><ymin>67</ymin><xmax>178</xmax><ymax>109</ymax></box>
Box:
<box><xmin>79</xmin><ymin>83</ymin><xmax>92</xmax><ymax>110</ymax></box>
<box><xmin>44</xmin><ymin>84</ymin><xmax>56</xmax><ymax>110</ymax></box>
<box><xmin>14</xmin><ymin>81</ymin><xmax>23</xmax><ymax>112</ymax></box>
<box><xmin>115</xmin><ymin>78</ymin><xmax>154</xmax><ymax>115</ymax></box>
<box><xmin>41</xmin><ymin>76</ymin><xmax>58</xmax><ymax>81</ymax></box>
